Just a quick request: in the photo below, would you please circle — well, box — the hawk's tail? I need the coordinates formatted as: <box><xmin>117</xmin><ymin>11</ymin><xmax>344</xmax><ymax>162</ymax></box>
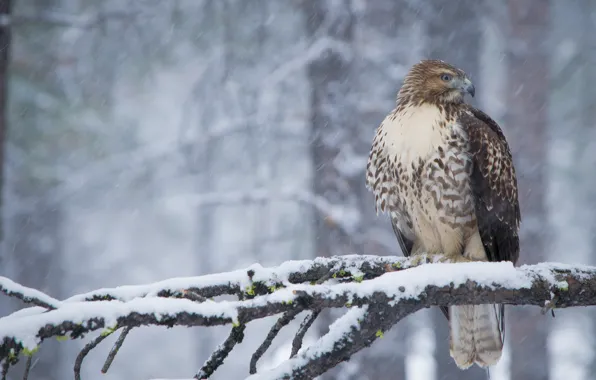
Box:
<box><xmin>449</xmin><ymin>304</ymin><xmax>503</xmax><ymax>369</ymax></box>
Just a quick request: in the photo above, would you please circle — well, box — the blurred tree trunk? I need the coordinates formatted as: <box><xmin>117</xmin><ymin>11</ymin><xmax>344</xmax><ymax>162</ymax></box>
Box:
<box><xmin>506</xmin><ymin>1</ymin><xmax>550</xmax><ymax>379</ymax></box>
<box><xmin>5</xmin><ymin>0</ymin><xmax>65</xmax><ymax>378</ymax></box>
<box><xmin>583</xmin><ymin>4</ymin><xmax>596</xmax><ymax>375</ymax></box>
<box><xmin>548</xmin><ymin>1</ymin><xmax>596</xmax><ymax>379</ymax></box>
<box><xmin>304</xmin><ymin>0</ymin><xmax>356</xmax><ymax>259</ymax></box>
<box><xmin>302</xmin><ymin>0</ymin><xmax>355</xmax><ymax>261</ymax></box>
<box><xmin>583</xmin><ymin>0</ymin><xmax>596</xmax><ymax>268</ymax></box>
<box><xmin>0</xmin><ymin>0</ymin><xmax>9</xmax><ymax>243</ymax></box>
<box><xmin>0</xmin><ymin>0</ymin><xmax>9</xmax><ymax>355</ymax></box>
<box><xmin>426</xmin><ymin>1</ymin><xmax>484</xmax><ymax>379</ymax></box>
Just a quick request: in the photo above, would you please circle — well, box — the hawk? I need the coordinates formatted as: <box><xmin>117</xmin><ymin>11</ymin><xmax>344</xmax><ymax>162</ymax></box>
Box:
<box><xmin>366</xmin><ymin>60</ymin><xmax>520</xmax><ymax>369</ymax></box>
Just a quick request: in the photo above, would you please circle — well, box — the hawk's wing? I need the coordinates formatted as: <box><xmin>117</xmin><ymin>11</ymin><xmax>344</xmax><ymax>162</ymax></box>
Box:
<box><xmin>390</xmin><ymin>216</ymin><xmax>413</xmax><ymax>257</ymax></box>
<box><xmin>459</xmin><ymin>105</ymin><xmax>521</xmax><ymax>338</ymax></box>
<box><xmin>459</xmin><ymin>106</ymin><xmax>521</xmax><ymax>265</ymax></box>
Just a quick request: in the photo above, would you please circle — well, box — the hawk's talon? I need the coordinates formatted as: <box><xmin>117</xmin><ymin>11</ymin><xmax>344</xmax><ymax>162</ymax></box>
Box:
<box><xmin>409</xmin><ymin>255</ymin><xmax>424</xmax><ymax>267</ymax></box>
<box><xmin>409</xmin><ymin>254</ymin><xmax>438</xmax><ymax>267</ymax></box>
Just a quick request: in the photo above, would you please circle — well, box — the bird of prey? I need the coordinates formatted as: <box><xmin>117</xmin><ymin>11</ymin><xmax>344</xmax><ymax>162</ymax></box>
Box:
<box><xmin>365</xmin><ymin>60</ymin><xmax>520</xmax><ymax>369</ymax></box>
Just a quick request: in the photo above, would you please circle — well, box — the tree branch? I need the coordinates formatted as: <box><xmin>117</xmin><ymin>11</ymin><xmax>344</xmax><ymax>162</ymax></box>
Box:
<box><xmin>74</xmin><ymin>333</ymin><xmax>109</xmax><ymax>380</ymax></box>
<box><xmin>250</xmin><ymin>310</ymin><xmax>301</xmax><ymax>374</ymax></box>
<box><xmin>196</xmin><ymin>324</ymin><xmax>246</xmax><ymax>379</ymax></box>
<box><xmin>291</xmin><ymin>310</ymin><xmax>320</xmax><ymax>358</ymax></box>
<box><xmin>21</xmin><ymin>355</ymin><xmax>31</xmax><ymax>380</ymax></box>
<box><xmin>0</xmin><ymin>257</ymin><xmax>595</xmax><ymax>379</ymax></box>
<box><xmin>101</xmin><ymin>326</ymin><xmax>132</xmax><ymax>374</ymax></box>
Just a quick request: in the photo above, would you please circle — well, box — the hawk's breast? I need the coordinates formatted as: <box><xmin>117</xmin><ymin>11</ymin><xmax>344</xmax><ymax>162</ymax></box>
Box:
<box><xmin>366</xmin><ymin>103</ymin><xmax>477</xmax><ymax>255</ymax></box>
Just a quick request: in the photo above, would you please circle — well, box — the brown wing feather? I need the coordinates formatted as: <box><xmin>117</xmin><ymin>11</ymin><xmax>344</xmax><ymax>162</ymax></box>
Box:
<box><xmin>459</xmin><ymin>105</ymin><xmax>521</xmax><ymax>339</ymax></box>
<box><xmin>390</xmin><ymin>216</ymin><xmax>413</xmax><ymax>257</ymax></box>
<box><xmin>459</xmin><ymin>105</ymin><xmax>521</xmax><ymax>265</ymax></box>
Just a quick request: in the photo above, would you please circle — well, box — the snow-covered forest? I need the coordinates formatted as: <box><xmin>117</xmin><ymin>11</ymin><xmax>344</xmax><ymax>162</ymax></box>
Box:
<box><xmin>0</xmin><ymin>0</ymin><xmax>595</xmax><ymax>379</ymax></box>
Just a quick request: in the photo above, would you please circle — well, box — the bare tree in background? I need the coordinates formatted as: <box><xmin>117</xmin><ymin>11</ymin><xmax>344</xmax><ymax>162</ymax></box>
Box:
<box><xmin>302</xmin><ymin>1</ymin><xmax>373</xmax><ymax>379</ymax></box>
<box><xmin>506</xmin><ymin>1</ymin><xmax>550</xmax><ymax>379</ymax></box>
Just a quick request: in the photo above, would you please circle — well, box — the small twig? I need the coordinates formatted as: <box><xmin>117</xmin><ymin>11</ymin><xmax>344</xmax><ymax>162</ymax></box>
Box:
<box><xmin>194</xmin><ymin>324</ymin><xmax>246</xmax><ymax>379</ymax></box>
<box><xmin>249</xmin><ymin>310</ymin><xmax>302</xmax><ymax>374</ymax></box>
<box><xmin>291</xmin><ymin>310</ymin><xmax>320</xmax><ymax>357</ymax></box>
<box><xmin>1</xmin><ymin>359</ymin><xmax>9</xmax><ymax>380</ymax></box>
<box><xmin>284</xmin><ymin>270</ymin><xmax>328</xmax><ymax>360</ymax></box>
<box><xmin>22</xmin><ymin>355</ymin><xmax>32</xmax><ymax>380</ymax></box>
<box><xmin>74</xmin><ymin>333</ymin><xmax>110</xmax><ymax>380</ymax></box>
<box><xmin>101</xmin><ymin>327</ymin><xmax>132</xmax><ymax>374</ymax></box>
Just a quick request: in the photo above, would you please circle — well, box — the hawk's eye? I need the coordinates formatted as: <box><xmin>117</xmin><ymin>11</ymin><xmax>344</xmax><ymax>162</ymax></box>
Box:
<box><xmin>441</xmin><ymin>74</ymin><xmax>452</xmax><ymax>81</ymax></box>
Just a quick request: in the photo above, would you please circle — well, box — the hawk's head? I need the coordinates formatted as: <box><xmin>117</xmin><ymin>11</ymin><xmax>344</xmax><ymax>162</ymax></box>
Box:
<box><xmin>399</xmin><ymin>60</ymin><xmax>475</xmax><ymax>105</ymax></box>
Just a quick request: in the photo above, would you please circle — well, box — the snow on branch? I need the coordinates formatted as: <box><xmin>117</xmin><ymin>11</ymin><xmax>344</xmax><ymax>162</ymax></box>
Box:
<box><xmin>0</xmin><ymin>276</ymin><xmax>61</xmax><ymax>310</ymax></box>
<box><xmin>1</xmin><ymin>255</ymin><xmax>596</xmax><ymax>380</ymax></box>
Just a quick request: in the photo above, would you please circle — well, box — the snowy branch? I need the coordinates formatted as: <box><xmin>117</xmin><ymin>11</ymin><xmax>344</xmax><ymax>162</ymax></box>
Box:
<box><xmin>0</xmin><ymin>276</ymin><xmax>60</xmax><ymax>310</ymax></box>
<box><xmin>1</xmin><ymin>256</ymin><xmax>595</xmax><ymax>379</ymax></box>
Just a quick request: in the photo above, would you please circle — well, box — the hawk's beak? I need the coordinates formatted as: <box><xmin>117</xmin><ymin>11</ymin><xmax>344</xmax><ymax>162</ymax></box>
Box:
<box><xmin>462</xmin><ymin>78</ymin><xmax>475</xmax><ymax>97</ymax></box>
